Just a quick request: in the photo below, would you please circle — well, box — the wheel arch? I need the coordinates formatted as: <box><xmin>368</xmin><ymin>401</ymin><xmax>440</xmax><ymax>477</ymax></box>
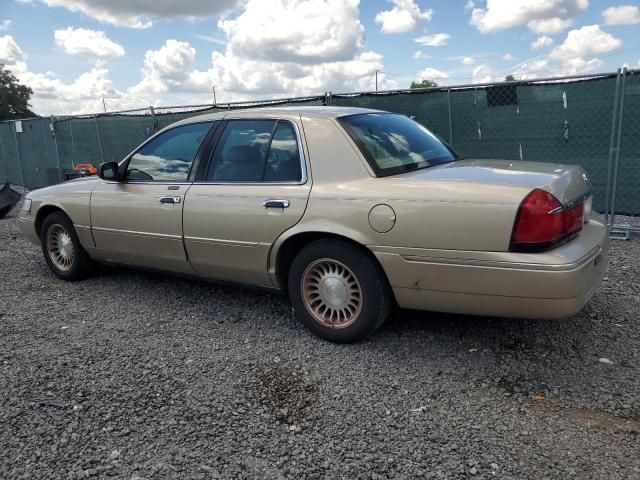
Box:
<box><xmin>35</xmin><ymin>204</ymin><xmax>69</xmax><ymax>239</ymax></box>
<box><xmin>272</xmin><ymin>230</ymin><xmax>391</xmax><ymax>293</ymax></box>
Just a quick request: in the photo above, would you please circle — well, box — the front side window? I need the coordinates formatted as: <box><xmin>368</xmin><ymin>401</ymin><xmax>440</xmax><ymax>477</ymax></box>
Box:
<box><xmin>207</xmin><ymin>120</ymin><xmax>302</xmax><ymax>182</ymax></box>
<box><xmin>338</xmin><ymin>113</ymin><xmax>456</xmax><ymax>177</ymax></box>
<box><xmin>126</xmin><ymin>122</ymin><xmax>214</xmax><ymax>182</ymax></box>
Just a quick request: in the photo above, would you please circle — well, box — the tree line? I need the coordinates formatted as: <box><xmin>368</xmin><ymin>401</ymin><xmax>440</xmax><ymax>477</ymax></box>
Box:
<box><xmin>0</xmin><ymin>64</ymin><xmax>35</xmax><ymax>121</ymax></box>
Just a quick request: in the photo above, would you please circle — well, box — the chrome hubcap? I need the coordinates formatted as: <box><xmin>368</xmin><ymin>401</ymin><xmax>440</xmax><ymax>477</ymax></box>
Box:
<box><xmin>46</xmin><ymin>224</ymin><xmax>74</xmax><ymax>272</ymax></box>
<box><xmin>301</xmin><ymin>259</ymin><xmax>362</xmax><ymax>328</ymax></box>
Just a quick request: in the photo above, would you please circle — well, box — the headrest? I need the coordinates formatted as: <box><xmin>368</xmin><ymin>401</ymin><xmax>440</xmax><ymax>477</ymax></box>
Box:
<box><xmin>226</xmin><ymin>145</ymin><xmax>262</xmax><ymax>165</ymax></box>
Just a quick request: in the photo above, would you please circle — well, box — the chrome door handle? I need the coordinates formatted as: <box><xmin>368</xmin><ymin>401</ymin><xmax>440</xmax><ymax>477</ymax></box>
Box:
<box><xmin>159</xmin><ymin>195</ymin><xmax>181</xmax><ymax>204</ymax></box>
<box><xmin>263</xmin><ymin>199</ymin><xmax>290</xmax><ymax>209</ymax></box>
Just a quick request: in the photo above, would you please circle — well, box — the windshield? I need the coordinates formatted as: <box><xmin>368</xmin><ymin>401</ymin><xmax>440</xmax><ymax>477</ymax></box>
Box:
<box><xmin>338</xmin><ymin>113</ymin><xmax>456</xmax><ymax>176</ymax></box>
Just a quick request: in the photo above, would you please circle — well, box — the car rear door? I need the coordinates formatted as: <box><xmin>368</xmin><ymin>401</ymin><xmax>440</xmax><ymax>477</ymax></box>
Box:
<box><xmin>90</xmin><ymin>121</ymin><xmax>217</xmax><ymax>273</ymax></box>
<box><xmin>183</xmin><ymin>113</ymin><xmax>311</xmax><ymax>287</ymax></box>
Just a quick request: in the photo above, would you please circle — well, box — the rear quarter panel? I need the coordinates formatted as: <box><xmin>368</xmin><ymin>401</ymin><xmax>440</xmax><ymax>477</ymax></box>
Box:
<box><xmin>283</xmin><ymin>115</ymin><xmax>528</xmax><ymax>253</ymax></box>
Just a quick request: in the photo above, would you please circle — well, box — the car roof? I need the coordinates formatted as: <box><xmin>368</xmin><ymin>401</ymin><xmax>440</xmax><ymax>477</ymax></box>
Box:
<box><xmin>172</xmin><ymin>106</ymin><xmax>385</xmax><ymax>125</ymax></box>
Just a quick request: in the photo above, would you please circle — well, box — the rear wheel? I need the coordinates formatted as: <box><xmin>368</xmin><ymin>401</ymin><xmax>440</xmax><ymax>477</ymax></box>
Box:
<box><xmin>40</xmin><ymin>211</ymin><xmax>93</xmax><ymax>281</ymax></box>
<box><xmin>288</xmin><ymin>239</ymin><xmax>391</xmax><ymax>343</ymax></box>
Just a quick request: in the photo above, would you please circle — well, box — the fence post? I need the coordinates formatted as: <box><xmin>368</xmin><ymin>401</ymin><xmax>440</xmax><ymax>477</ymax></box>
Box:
<box><xmin>604</xmin><ymin>68</ymin><xmax>621</xmax><ymax>226</ymax></box>
<box><xmin>69</xmin><ymin>119</ymin><xmax>75</xmax><ymax>164</ymax></box>
<box><xmin>12</xmin><ymin>122</ymin><xmax>26</xmax><ymax>188</ymax></box>
<box><xmin>50</xmin><ymin>116</ymin><xmax>64</xmax><ymax>183</ymax></box>
<box><xmin>447</xmin><ymin>88</ymin><xmax>453</xmax><ymax>146</ymax></box>
<box><xmin>149</xmin><ymin>106</ymin><xmax>159</xmax><ymax>134</ymax></box>
<box><xmin>0</xmin><ymin>129</ymin><xmax>7</xmax><ymax>183</ymax></box>
<box><xmin>94</xmin><ymin>114</ymin><xmax>105</xmax><ymax>164</ymax></box>
<box><xmin>609</xmin><ymin>67</ymin><xmax>627</xmax><ymax>228</ymax></box>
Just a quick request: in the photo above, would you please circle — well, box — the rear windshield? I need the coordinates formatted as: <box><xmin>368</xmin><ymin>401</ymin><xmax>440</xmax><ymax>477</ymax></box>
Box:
<box><xmin>338</xmin><ymin>113</ymin><xmax>456</xmax><ymax>176</ymax></box>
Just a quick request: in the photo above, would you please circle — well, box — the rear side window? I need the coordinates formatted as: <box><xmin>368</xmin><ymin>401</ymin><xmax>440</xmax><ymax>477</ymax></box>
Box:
<box><xmin>207</xmin><ymin>119</ymin><xmax>302</xmax><ymax>182</ymax></box>
<box><xmin>126</xmin><ymin>122</ymin><xmax>214</xmax><ymax>182</ymax></box>
<box><xmin>264</xmin><ymin>122</ymin><xmax>302</xmax><ymax>182</ymax></box>
<box><xmin>338</xmin><ymin>113</ymin><xmax>455</xmax><ymax>177</ymax></box>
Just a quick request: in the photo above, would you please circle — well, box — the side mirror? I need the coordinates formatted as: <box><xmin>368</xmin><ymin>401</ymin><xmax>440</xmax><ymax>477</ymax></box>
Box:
<box><xmin>98</xmin><ymin>162</ymin><xmax>120</xmax><ymax>181</ymax></box>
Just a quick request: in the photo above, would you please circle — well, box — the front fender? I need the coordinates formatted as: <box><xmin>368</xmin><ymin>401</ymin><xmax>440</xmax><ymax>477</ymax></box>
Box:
<box><xmin>23</xmin><ymin>179</ymin><xmax>100</xmax><ymax>249</ymax></box>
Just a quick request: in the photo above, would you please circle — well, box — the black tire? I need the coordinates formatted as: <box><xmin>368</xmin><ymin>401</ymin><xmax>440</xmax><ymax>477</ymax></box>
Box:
<box><xmin>288</xmin><ymin>239</ymin><xmax>392</xmax><ymax>343</ymax></box>
<box><xmin>40</xmin><ymin>211</ymin><xmax>94</xmax><ymax>281</ymax></box>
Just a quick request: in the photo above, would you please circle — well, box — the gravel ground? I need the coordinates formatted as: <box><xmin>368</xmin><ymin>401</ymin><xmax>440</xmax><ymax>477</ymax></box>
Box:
<box><xmin>1</xmin><ymin>202</ymin><xmax>639</xmax><ymax>480</ymax></box>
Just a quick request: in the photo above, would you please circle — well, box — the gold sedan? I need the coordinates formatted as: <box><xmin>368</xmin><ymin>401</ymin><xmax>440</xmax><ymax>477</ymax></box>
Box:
<box><xmin>17</xmin><ymin>107</ymin><xmax>608</xmax><ymax>343</ymax></box>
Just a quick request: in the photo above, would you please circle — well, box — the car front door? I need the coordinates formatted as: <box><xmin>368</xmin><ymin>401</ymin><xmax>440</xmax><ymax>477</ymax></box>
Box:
<box><xmin>183</xmin><ymin>115</ymin><xmax>311</xmax><ymax>286</ymax></box>
<box><xmin>90</xmin><ymin>121</ymin><xmax>217</xmax><ymax>273</ymax></box>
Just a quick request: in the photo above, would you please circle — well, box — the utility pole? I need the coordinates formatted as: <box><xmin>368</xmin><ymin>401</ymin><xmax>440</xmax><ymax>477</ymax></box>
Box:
<box><xmin>101</xmin><ymin>95</ymin><xmax>118</xmax><ymax>113</ymax></box>
<box><xmin>375</xmin><ymin>70</ymin><xmax>379</xmax><ymax>91</ymax></box>
<box><xmin>212</xmin><ymin>86</ymin><xmax>217</xmax><ymax>105</ymax></box>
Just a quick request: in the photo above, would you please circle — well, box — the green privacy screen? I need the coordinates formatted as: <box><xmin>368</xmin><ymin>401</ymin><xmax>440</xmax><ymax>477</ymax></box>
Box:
<box><xmin>333</xmin><ymin>74</ymin><xmax>625</xmax><ymax>213</ymax></box>
<box><xmin>0</xmin><ymin>73</ymin><xmax>637</xmax><ymax>213</ymax></box>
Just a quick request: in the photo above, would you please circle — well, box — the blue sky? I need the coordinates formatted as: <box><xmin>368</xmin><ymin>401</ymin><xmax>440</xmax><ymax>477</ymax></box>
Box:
<box><xmin>1</xmin><ymin>0</ymin><xmax>639</xmax><ymax>115</ymax></box>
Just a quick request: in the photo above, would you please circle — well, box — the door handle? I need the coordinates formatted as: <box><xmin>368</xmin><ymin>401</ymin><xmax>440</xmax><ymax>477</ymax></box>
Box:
<box><xmin>263</xmin><ymin>199</ymin><xmax>290</xmax><ymax>209</ymax></box>
<box><xmin>159</xmin><ymin>195</ymin><xmax>181</xmax><ymax>204</ymax></box>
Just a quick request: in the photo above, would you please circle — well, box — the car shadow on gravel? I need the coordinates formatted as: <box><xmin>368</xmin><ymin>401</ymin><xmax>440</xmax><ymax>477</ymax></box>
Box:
<box><xmin>383</xmin><ymin>305</ymin><xmax>596</xmax><ymax>352</ymax></box>
<box><xmin>97</xmin><ymin>260</ymin><xmax>600</xmax><ymax>363</ymax></box>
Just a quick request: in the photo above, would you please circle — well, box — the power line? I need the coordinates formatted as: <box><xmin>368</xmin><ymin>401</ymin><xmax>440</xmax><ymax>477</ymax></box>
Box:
<box><xmin>382</xmin><ymin>71</ymin><xmax>475</xmax><ymax>81</ymax></box>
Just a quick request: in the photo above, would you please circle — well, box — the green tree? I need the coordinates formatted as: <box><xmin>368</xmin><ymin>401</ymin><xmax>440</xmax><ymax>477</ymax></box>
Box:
<box><xmin>0</xmin><ymin>64</ymin><xmax>36</xmax><ymax>121</ymax></box>
<box><xmin>410</xmin><ymin>79</ymin><xmax>439</xmax><ymax>89</ymax></box>
<box><xmin>504</xmin><ymin>74</ymin><xmax>516</xmax><ymax>82</ymax></box>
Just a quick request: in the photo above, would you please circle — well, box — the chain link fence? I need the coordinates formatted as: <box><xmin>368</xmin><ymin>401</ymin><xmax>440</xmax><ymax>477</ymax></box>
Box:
<box><xmin>0</xmin><ymin>69</ymin><xmax>637</xmax><ymax>233</ymax></box>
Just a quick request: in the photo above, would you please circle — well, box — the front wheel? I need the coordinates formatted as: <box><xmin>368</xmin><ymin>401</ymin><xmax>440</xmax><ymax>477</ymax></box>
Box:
<box><xmin>288</xmin><ymin>239</ymin><xmax>392</xmax><ymax>343</ymax></box>
<box><xmin>40</xmin><ymin>211</ymin><xmax>94</xmax><ymax>281</ymax></box>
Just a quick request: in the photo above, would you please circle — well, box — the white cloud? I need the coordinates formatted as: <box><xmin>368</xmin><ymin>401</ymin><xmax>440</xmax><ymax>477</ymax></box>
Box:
<box><xmin>4</xmin><ymin>37</ymin><xmax>125</xmax><ymax>114</ymax></box>
<box><xmin>375</xmin><ymin>0</ymin><xmax>433</xmax><ymax>33</ymax></box>
<box><xmin>0</xmin><ymin>20</ymin><xmax>12</xmax><ymax>31</ymax></box>
<box><xmin>414</xmin><ymin>33</ymin><xmax>450</xmax><ymax>46</ymax></box>
<box><xmin>12</xmin><ymin>0</ymin><xmax>399</xmax><ymax>113</ymax></box>
<box><xmin>413</xmin><ymin>50</ymin><xmax>430</xmax><ymax>60</ymax></box>
<box><xmin>507</xmin><ymin>25</ymin><xmax>620</xmax><ymax>81</ymax></box>
<box><xmin>531</xmin><ymin>35</ymin><xmax>554</xmax><ymax>49</ymax></box>
<box><xmin>416</xmin><ymin>67</ymin><xmax>449</xmax><ymax>84</ymax></box>
<box><xmin>41</xmin><ymin>0</ymin><xmax>241</xmax><ymax>28</ymax></box>
<box><xmin>509</xmin><ymin>58</ymin><xmax>550</xmax><ymax>79</ymax></box>
<box><xmin>550</xmin><ymin>25</ymin><xmax>622</xmax><ymax>61</ymax></box>
<box><xmin>130</xmin><ymin>0</ymin><xmax>396</xmax><ymax>101</ymax></box>
<box><xmin>558</xmin><ymin>57</ymin><xmax>603</xmax><ymax>74</ymax></box>
<box><xmin>462</xmin><ymin>56</ymin><xmax>475</xmax><ymax>65</ymax></box>
<box><xmin>470</xmin><ymin>0</ymin><xmax>588</xmax><ymax>34</ymax></box>
<box><xmin>209</xmin><ymin>49</ymin><xmax>392</xmax><ymax>97</ymax></box>
<box><xmin>465</xmin><ymin>1</ymin><xmax>475</xmax><ymax>11</ymax></box>
<box><xmin>603</xmin><ymin>5</ymin><xmax>640</xmax><ymax>25</ymax></box>
<box><xmin>502</xmin><ymin>52</ymin><xmax>516</xmax><ymax>61</ymax></box>
<box><xmin>54</xmin><ymin>27</ymin><xmax>125</xmax><ymax>58</ymax></box>
<box><xmin>0</xmin><ymin>34</ymin><xmax>25</xmax><ymax>69</ymax></box>
<box><xmin>472</xmin><ymin>65</ymin><xmax>493</xmax><ymax>83</ymax></box>
<box><xmin>528</xmin><ymin>18</ymin><xmax>573</xmax><ymax>34</ymax></box>
<box><xmin>129</xmin><ymin>39</ymin><xmax>210</xmax><ymax>95</ymax></box>
<box><xmin>510</xmin><ymin>55</ymin><xmax>605</xmax><ymax>79</ymax></box>
<box><xmin>1</xmin><ymin>34</ymin><xmax>129</xmax><ymax>114</ymax></box>
<box><xmin>218</xmin><ymin>0</ymin><xmax>364</xmax><ymax>64</ymax></box>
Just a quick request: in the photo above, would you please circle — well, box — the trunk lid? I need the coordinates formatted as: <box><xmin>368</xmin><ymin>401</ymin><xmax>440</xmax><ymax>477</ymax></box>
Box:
<box><xmin>398</xmin><ymin>159</ymin><xmax>591</xmax><ymax>205</ymax></box>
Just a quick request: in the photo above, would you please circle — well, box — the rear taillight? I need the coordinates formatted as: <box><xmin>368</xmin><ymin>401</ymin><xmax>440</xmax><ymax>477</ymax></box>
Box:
<box><xmin>510</xmin><ymin>189</ymin><xmax>584</xmax><ymax>252</ymax></box>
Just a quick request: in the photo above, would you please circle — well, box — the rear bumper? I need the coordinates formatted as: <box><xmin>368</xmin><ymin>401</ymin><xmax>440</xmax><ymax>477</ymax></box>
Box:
<box><xmin>372</xmin><ymin>217</ymin><xmax>609</xmax><ymax>319</ymax></box>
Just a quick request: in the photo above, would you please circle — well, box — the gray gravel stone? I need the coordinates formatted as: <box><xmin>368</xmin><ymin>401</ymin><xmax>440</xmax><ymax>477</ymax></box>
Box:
<box><xmin>1</xmin><ymin>204</ymin><xmax>639</xmax><ymax>479</ymax></box>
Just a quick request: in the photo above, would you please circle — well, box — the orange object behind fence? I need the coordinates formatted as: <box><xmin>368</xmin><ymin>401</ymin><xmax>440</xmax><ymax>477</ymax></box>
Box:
<box><xmin>73</xmin><ymin>163</ymin><xmax>97</xmax><ymax>175</ymax></box>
